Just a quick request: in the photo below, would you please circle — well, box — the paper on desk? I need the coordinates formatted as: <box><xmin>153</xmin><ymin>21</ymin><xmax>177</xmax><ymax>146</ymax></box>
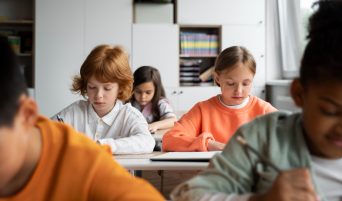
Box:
<box><xmin>150</xmin><ymin>151</ymin><xmax>221</xmax><ymax>162</ymax></box>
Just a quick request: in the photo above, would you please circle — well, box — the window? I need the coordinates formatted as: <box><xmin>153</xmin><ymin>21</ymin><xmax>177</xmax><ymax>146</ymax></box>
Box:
<box><xmin>300</xmin><ymin>0</ymin><xmax>317</xmax><ymax>47</ymax></box>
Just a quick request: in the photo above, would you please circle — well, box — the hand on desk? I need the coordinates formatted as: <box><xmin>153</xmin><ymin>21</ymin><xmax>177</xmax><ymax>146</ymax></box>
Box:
<box><xmin>249</xmin><ymin>168</ymin><xmax>319</xmax><ymax>201</ymax></box>
<box><xmin>148</xmin><ymin>122</ymin><xmax>159</xmax><ymax>133</ymax></box>
<box><xmin>207</xmin><ymin>140</ymin><xmax>225</xmax><ymax>151</ymax></box>
<box><xmin>148</xmin><ymin>117</ymin><xmax>177</xmax><ymax>134</ymax></box>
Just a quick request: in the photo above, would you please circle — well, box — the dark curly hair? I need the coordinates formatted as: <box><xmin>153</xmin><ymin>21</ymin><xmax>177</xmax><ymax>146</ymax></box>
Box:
<box><xmin>300</xmin><ymin>0</ymin><xmax>342</xmax><ymax>86</ymax></box>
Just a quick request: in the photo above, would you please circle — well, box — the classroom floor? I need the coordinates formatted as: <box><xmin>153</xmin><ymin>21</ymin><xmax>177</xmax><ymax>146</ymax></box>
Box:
<box><xmin>141</xmin><ymin>170</ymin><xmax>201</xmax><ymax>199</ymax></box>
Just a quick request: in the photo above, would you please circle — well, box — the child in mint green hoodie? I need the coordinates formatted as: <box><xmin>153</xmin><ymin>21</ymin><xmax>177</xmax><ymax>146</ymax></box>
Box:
<box><xmin>171</xmin><ymin>1</ymin><xmax>342</xmax><ymax>201</ymax></box>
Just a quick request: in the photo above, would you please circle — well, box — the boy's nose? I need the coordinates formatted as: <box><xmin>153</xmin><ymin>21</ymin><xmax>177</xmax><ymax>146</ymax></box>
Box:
<box><xmin>96</xmin><ymin>89</ymin><xmax>103</xmax><ymax>99</ymax></box>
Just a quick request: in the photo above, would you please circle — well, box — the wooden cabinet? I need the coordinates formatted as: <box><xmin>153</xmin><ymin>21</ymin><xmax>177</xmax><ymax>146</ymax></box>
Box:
<box><xmin>177</xmin><ymin>0</ymin><xmax>265</xmax><ymax>25</ymax></box>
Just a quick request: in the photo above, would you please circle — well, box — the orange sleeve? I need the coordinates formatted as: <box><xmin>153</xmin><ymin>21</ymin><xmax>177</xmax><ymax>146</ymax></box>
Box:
<box><xmin>162</xmin><ymin>104</ymin><xmax>215</xmax><ymax>152</ymax></box>
<box><xmin>264</xmin><ymin>102</ymin><xmax>278</xmax><ymax>113</ymax></box>
<box><xmin>89</xmin><ymin>151</ymin><xmax>164</xmax><ymax>201</ymax></box>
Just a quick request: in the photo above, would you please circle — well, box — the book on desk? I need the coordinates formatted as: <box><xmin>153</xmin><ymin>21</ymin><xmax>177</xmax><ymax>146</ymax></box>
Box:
<box><xmin>150</xmin><ymin>151</ymin><xmax>221</xmax><ymax>162</ymax></box>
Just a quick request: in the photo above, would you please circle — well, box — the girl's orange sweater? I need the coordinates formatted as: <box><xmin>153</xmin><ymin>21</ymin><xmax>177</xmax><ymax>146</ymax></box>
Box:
<box><xmin>162</xmin><ymin>96</ymin><xmax>277</xmax><ymax>151</ymax></box>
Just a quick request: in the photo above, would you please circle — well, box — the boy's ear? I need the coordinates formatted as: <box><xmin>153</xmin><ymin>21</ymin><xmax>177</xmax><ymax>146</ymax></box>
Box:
<box><xmin>17</xmin><ymin>95</ymin><xmax>39</xmax><ymax>129</ymax></box>
<box><xmin>291</xmin><ymin>79</ymin><xmax>304</xmax><ymax>107</ymax></box>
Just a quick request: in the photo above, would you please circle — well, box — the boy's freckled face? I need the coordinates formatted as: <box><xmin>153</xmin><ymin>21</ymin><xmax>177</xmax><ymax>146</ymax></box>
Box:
<box><xmin>0</xmin><ymin>119</ymin><xmax>27</xmax><ymax>190</ymax></box>
<box><xmin>300</xmin><ymin>82</ymin><xmax>342</xmax><ymax>158</ymax></box>
<box><xmin>86</xmin><ymin>76</ymin><xmax>119</xmax><ymax>117</ymax></box>
<box><xmin>134</xmin><ymin>82</ymin><xmax>155</xmax><ymax>107</ymax></box>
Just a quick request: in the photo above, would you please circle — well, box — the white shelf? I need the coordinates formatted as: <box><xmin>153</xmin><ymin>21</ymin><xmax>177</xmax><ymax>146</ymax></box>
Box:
<box><xmin>180</xmin><ymin>55</ymin><xmax>218</xmax><ymax>58</ymax></box>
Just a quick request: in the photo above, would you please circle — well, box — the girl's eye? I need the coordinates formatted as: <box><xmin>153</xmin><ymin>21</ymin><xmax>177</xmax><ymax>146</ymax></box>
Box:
<box><xmin>226</xmin><ymin>82</ymin><xmax>234</xmax><ymax>86</ymax></box>
<box><xmin>104</xmin><ymin>87</ymin><xmax>112</xmax><ymax>91</ymax></box>
<box><xmin>88</xmin><ymin>86</ymin><xmax>96</xmax><ymax>89</ymax></box>
<box><xmin>320</xmin><ymin>108</ymin><xmax>338</xmax><ymax>116</ymax></box>
<box><xmin>243</xmin><ymin>82</ymin><xmax>251</xmax><ymax>87</ymax></box>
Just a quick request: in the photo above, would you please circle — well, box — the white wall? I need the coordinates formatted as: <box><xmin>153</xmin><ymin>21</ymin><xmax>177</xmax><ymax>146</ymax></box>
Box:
<box><xmin>35</xmin><ymin>0</ymin><xmax>132</xmax><ymax>117</ymax></box>
<box><xmin>177</xmin><ymin>0</ymin><xmax>264</xmax><ymax>25</ymax></box>
<box><xmin>84</xmin><ymin>0</ymin><xmax>133</xmax><ymax>54</ymax></box>
<box><xmin>35</xmin><ymin>0</ymin><xmax>85</xmax><ymax>117</ymax></box>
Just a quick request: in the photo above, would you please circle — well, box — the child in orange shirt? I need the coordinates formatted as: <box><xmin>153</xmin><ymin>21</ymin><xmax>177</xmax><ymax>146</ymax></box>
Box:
<box><xmin>171</xmin><ymin>1</ymin><xmax>342</xmax><ymax>200</ymax></box>
<box><xmin>163</xmin><ymin>46</ymin><xmax>277</xmax><ymax>152</ymax></box>
<box><xmin>0</xmin><ymin>36</ymin><xmax>164</xmax><ymax>201</ymax></box>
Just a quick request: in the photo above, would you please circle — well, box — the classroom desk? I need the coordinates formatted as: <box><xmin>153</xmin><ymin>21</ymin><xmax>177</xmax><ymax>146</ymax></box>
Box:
<box><xmin>114</xmin><ymin>152</ymin><xmax>209</xmax><ymax>171</ymax></box>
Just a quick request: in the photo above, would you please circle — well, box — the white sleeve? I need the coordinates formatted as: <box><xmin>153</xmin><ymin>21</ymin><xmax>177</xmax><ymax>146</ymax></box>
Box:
<box><xmin>197</xmin><ymin>193</ymin><xmax>253</xmax><ymax>201</ymax></box>
<box><xmin>98</xmin><ymin>107</ymin><xmax>155</xmax><ymax>154</ymax></box>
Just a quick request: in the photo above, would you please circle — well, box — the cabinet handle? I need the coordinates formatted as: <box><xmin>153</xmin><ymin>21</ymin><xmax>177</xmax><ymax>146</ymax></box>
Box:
<box><xmin>260</xmin><ymin>54</ymin><xmax>264</xmax><ymax>58</ymax></box>
<box><xmin>178</xmin><ymin>91</ymin><xmax>183</xmax><ymax>95</ymax></box>
<box><xmin>172</xmin><ymin>91</ymin><xmax>177</xmax><ymax>95</ymax></box>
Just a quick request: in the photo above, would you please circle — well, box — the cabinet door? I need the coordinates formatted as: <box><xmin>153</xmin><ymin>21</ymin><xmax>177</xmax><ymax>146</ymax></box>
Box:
<box><xmin>221</xmin><ymin>24</ymin><xmax>265</xmax><ymax>87</ymax></box>
<box><xmin>177</xmin><ymin>0</ymin><xmax>265</xmax><ymax>25</ymax></box>
<box><xmin>84</xmin><ymin>0</ymin><xmax>132</xmax><ymax>54</ymax></box>
<box><xmin>168</xmin><ymin>86</ymin><xmax>267</xmax><ymax>112</ymax></box>
<box><xmin>165</xmin><ymin>87</ymin><xmax>180</xmax><ymax>112</ymax></box>
<box><xmin>132</xmin><ymin>24</ymin><xmax>179</xmax><ymax>87</ymax></box>
<box><xmin>36</xmin><ymin>0</ymin><xmax>85</xmax><ymax>117</ymax></box>
<box><xmin>177</xmin><ymin>87</ymin><xmax>221</xmax><ymax>112</ymax></box>
<box><xmin>251</xmin><ymin>86</ymin><xmax>266</xmax><ymax>100</ymax></box>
